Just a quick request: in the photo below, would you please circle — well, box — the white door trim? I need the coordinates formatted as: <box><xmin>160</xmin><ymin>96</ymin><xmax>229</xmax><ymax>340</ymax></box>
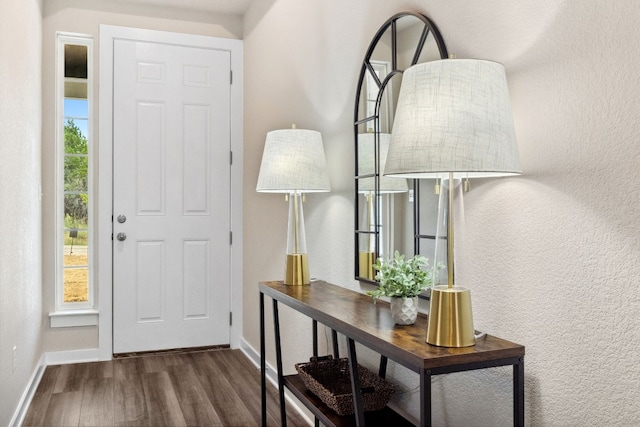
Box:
<box><xmin>98</xmin><ymin>25</ymin><xmax>243</xmax><ymax>360</ymax></box>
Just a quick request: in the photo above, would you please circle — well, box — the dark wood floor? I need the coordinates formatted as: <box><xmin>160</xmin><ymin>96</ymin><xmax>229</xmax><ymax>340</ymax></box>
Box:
<box><xmin>22</xmin><ymin>348</ymin><xmax>309</xmax><ymax>426</ymax></box>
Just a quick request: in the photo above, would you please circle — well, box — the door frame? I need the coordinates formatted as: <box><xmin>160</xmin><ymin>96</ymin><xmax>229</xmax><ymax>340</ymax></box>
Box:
<box><xmin>98</xmin><ymin>25</ymin><xmax>243</xmax><ymax>360</ymax></box>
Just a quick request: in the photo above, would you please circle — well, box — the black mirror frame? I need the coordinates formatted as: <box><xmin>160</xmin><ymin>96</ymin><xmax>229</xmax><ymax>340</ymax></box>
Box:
<box><xmin>353</xmin><ymin>11</ymin><xmax>448</xmax><ymax>285</ymax></box>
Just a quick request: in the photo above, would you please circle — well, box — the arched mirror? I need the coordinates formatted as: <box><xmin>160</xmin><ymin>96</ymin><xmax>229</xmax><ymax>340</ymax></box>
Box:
<box><xmin>354</xmin><ymin>12</ymin><xmax>448</xmax><ymax>285</ymax></box>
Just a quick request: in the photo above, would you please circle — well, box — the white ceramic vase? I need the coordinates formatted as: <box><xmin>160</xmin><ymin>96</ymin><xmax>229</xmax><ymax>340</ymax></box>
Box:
<box><xmin>390</xmin><ymin>296</ymin><xmax>418</xmax><ymax>325</ymax></box>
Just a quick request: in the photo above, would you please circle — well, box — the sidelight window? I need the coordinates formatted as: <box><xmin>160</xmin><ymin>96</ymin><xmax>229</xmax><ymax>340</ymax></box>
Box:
<box><xmin>55</xmin><ymin>33</ymin><xmax>94</xmax><ymax>314</ymax></box>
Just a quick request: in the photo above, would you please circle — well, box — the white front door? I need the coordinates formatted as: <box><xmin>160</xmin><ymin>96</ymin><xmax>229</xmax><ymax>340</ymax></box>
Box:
<box><xmin>112</xmin><ymin>38</ymin><xmax>231</xmax><ymax>353</ymax></box>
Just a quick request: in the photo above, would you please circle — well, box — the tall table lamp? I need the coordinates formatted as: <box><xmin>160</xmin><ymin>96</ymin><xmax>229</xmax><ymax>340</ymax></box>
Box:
<box><xmin>357</xmin><ymin>132</ymin><xmax>408</xmax><ymax>279</ymax></box>
<box><xmin>256</xmin><ymin>127</ymin><xmax>331</xmax><ymax>285</ymax></box>
<box><xmin>385</xmin><ymin>59</ymin><xmax>521</xmax><ymax>347</ymax></box>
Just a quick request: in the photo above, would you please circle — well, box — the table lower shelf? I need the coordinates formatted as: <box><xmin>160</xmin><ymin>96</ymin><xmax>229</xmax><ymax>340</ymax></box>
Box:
<box><xmin>284</xmin><ymin>374</ymin><xmax>414</xmax><ymax>427</ymax></box>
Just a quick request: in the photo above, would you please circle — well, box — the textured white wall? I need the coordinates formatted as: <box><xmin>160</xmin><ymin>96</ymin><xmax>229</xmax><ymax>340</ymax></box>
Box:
<box><xmin>244</xmin><ymin>0</ymin><xmax>640</xmax><ymax>425</ymax></box>
<box><xmin>0</xmin><ymin>0</ymin><xmax>43</xmax><ymax>425</ymax></box>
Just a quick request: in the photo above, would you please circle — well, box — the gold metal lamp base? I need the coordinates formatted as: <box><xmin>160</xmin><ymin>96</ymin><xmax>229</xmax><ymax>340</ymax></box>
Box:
<box><xmin>285</xmin><ymin>253</ymin><xmax>310</xmax><ymax>285</ymax></box>
<box><xmin>358</xmin><ymin>251</ymin><xmax>375</xmax><ymax>280</ymax></box>
<box><xmin>426</xmin><ymin>285</ymin><xmax>475</xmax><ymax>347</ymax></box>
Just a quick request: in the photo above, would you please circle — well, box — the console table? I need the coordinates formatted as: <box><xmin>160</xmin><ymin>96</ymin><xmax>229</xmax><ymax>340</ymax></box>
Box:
<box><xmin>259</xmin><ymin>280</ymin><xmax>525</xmax><ymax>427</ymax></box>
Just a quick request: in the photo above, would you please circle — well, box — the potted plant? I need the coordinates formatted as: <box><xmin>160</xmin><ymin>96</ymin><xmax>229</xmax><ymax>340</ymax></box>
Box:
<box><xmin>366</xmin><ymin>251</ymin><xmax>432</xmax><ymax>325</ymax></box>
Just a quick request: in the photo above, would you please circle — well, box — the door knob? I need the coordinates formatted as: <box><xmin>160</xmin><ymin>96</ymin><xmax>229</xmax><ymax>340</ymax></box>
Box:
<box><xmin>117</xmin><ymin>214</ymin><xmax>127</xmax><ymax>223</ymax></box>
<box><xmin>116</xmin><ymin>232</ymin><xmax>127</xmax><ymax>241</ymax></box>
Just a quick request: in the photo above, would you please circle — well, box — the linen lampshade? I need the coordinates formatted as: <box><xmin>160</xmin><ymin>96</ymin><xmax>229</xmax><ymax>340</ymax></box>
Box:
<box><xmin>385</xmin><ymin>59</ymin><xmax>521</xmax><ymax>179</ymax></box>
<box><xmin>256</xmin><ymin>129</ymin><xmax>330</xmax><ymax>193</ymax></box>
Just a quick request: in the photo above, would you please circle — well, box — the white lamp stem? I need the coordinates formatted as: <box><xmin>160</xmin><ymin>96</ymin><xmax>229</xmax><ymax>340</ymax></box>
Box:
<box><xmin>447</xmin><ymin>172</ymin><xmax>455</xmax><ymax>288</ymax></box>
<box><xmin>294</xmin><ymin>191</ymin><xmax>301</xmax><ymax>254</ymax></box>
<box><xmin>285</xmin><ymin>190</ymin><xmax>309</xmax><ymax>285</ymax></box>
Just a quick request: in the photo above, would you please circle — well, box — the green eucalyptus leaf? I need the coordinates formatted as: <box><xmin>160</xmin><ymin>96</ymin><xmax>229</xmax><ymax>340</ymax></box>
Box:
<box><xmin>366</xmin><ymin>251</ymin><xmax>433</xmax><ymax>303</ymax></box>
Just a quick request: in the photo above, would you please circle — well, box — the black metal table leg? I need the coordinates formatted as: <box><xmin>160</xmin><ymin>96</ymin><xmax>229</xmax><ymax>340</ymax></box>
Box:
<box><xmin>260</xmin><ymin>292</ymin><xmax>266</xmax><ymax>427</ymax></box>
<box><xmin>420</xmin><ymin>369</ymin><xmax>432</xmax><ymax>427</ymax></box>
<box><xmin>313</xmin><ymin>320</ymin><xmax>318</xmax><ymax>357</ymax></box>
<box><xmin>332</xmin><ymin>329</ymin><xmax>339</xmax><ymax>357</ymax></box>
<box><xmin>346</xmin><ymin>337</ymin><xmax>365</xmax><ymax>427</ymax></box>
<box><xmin>379</xmin><ymin>355</ymin><xmax>388</xmax><ymax>379</ymax></box>
<box><xmin>514</xmin><ymin>357</ymin><xmax>525</xmax><ymax>426</ymax></box>
<box><xmin>273</xmin><ymin>299</ymin><xmax>287</xmax><ymax>427</ymax></box>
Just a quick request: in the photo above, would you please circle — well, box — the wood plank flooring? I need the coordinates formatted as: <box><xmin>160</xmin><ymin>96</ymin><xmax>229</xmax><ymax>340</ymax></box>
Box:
<box><xmin>22</xmin><ymin>348</ymin><xmax>309</xmax><ymax>426</ymax></box>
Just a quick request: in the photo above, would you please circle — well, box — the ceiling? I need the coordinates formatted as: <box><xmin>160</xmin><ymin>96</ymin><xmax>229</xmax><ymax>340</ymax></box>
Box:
<box><xmin>104</xmin><ymin>0</ymin><xmax>256</xmax><ymax>14</ymax></box>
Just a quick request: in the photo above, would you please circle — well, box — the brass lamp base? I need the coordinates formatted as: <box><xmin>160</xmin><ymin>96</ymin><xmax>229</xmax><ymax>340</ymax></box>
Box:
<box><xmin>426</xmin><ymin>285</ymin><xmax>475</xmax><ymax>347</ymax></box>
<box><xmin>358</xmin><ymin>251</ymin><xmax>375</xmax><ymax>280</ymax></box>
<box><xmin>285</xmin><ymin>253</ymin><xmax>309</xmax><ymax>285</ymax></box>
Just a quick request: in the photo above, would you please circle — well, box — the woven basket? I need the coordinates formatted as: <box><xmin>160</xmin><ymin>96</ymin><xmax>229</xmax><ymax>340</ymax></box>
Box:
<box><xmin>295</xmin><ymin>356</ymin><xmax>394</xmax><ymax>416</ymax></box>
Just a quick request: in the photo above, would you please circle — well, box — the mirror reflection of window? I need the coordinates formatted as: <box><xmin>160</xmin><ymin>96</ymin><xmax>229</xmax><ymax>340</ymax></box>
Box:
<box><xmin>365</xmin><ymin>61</ymin><xmax>392</xmax><ymax>133</ymax></box>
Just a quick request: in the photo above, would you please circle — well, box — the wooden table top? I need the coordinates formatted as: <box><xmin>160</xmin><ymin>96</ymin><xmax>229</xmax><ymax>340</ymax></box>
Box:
<box><xmin>260</xmin><ymin>280</ymin><xmax>524</xmax><ymax>372</ymax></box>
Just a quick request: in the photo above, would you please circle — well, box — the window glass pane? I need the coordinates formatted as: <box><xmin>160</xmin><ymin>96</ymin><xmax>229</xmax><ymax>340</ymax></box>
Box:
<box><xmin>64</xmin><ymin>194</ymin><xmax>88</xmax><ymax>227</ymax></box>
<box><xmin>64</xmin><ymin>228</ymin><xmax>88</xmax><ymax>248</ymax></box>
<box><xmin>64</xmin><ymin>99</ymin><xmax>88</xmax><ymax>117</ymax></box>
<box><xmin>64</xmin><ymin>156</ymin><xmax>88</xmax><ymax>191</ymax></box>
<box><xmin>64</xmin><ymin>99</ymin><xmax>88</xmax><ymax>115</ymax></box>
<box><xmin>64</xmin><ymin>44</ymin><xmax>87</xmax><ymax>78</ymax></box>
<box><xmin>64</xmin><ymin>81</ymin><xmax>87</xmax><ymax>98</ymax></box>
<box><xmin>63</xmin><ymin>267</ymin><xmax>88</xmax><ymax>302</ymax></box>
<box><xmin>64</xmin><ymin>119</ymin><xmax>88</xmax><ymax>154</ymax></box>
<box><xmin>63</xmin><ymin>226</ymin><xmax>88</xmax><ymax>302</ymax></box>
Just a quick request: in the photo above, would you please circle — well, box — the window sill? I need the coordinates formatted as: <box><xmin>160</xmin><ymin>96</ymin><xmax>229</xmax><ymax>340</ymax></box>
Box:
<box><xmin>49</xmin><ymin>309</ymin><xmax>98</xmax><ymax>328</ymax></box>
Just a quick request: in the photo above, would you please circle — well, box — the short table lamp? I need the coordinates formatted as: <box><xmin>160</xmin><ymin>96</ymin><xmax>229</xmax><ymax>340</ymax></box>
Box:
<box><xmin>385</xmin><ymin>59</ymin><xmax>521</xmax><ymax>347</ymax></box>
<box><xmin>256</xmin><ymin>127</ymin><xmax>331</xmax><ymax>285</ymax></box>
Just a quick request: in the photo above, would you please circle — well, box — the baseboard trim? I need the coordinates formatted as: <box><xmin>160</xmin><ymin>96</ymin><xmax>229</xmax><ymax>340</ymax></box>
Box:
<box><xmin>239</xmin><ymin>338</ymin><xmax>314</xmax><ymax>426</ymax></box>
<box><xmin>45</xmin><ymin>348</ymin><xmax>101</xmax><ymax>365</ymax></box>
<box><xmin>9</xmin><ymin>353</ymin><xmax>47</xmax><ymax>427</ymax></box>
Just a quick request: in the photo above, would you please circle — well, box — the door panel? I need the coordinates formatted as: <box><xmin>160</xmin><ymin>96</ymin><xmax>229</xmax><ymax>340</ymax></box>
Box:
<box><xmin>112</xmin><ymin>39</ymin><xmax>231</xmax><ymax>353</ymax></box>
